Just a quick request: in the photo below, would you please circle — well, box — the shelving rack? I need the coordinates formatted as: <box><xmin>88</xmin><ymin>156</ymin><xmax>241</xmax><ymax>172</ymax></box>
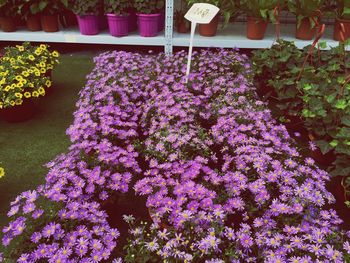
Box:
<box><xmin>0</xmin><ymin>0</ymin><xmax>341</xmax><ymax>55</ymax></box>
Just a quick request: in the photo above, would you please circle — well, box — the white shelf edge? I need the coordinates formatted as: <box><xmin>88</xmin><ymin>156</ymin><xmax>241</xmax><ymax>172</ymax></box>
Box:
<box><xmin>0</xmin><ymin>27</ymin><xmax>166</xmax><ymax>46</ymax></box>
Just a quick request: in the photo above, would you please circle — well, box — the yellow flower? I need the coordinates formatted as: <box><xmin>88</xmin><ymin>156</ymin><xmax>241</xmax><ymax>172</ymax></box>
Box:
<box><xmin>35</xmin><ymin>49</ymin><xmax>42</xmax><ymax>56</ymax></box>
<box><xmin>45</xmin><ymin>80</ymin><xmax>52</xmax><ymax>87</ymax></box>
<box><xmin>10</xmin><ymin>100</ymin><xmax>15</xmax><ymax>106</ymax></box>
<box><xmin>38</xmin><ymin>87</ymin><xmax>45</xmax><ymax>95</ymax></box>
<box><xmin>10</xmin><ymin>58</ymin><xmax>15</xmax><ymax>64</ymax></box>
<box><xmin>28</xmin><ymin>55</ymin><xmax>35</xmax><ymax>61</ymax></box>
<box><xmin>39</xmin><ymin>62</ymin><xmax>46</xmax><ymax>68</ymax></box>
<box><xmin>32</xmin><ymin>91</ymin><xmax>39</xmax><ymax>97</ymax></box>
<box><xmin>16</xmin><ymin>45</ymin><xmax>24</xmax><ymax>51</ymax></box>
<box><xmin>15</xmin><ymin>93</ymin><xmax>23</xmax><ymax>98</ymax></box>
<box><xmin>24</xmin><ymin>92</ymin><xmax>31</xmax><ymax>98</ymax></box>
<box><xmin>16</xmin><ymin>82</ymin><xmax>24</xmax><ymax>88</ymax></box>
<box><xmin>15</xmin><ymin>98</ymin><xmax>23</xmax><ymax>105</ymax></box>
<box><xmin>34</xmin><ymin>71</ymin><xmax>40</xmax><ymax>76</ymax></box>
<box><xmin>52</xmin><ymin>51</ymin><xmax>59</xmax><ymax>57</ymax></box>
<box><xmin>11</xmin><ymin>84</ymin><xmax>16</xmax><ymax>89</ymax></box>
<box><xmin>4</xmin><ymin>85</ymin><xmax>11</xmax><ymax>92</ymax></box>
<box><xmin>40</xmin><ymin>44</ymin><xmax>47</xmax><ymax>50</ymax></box>
<box><xmin>0</xmin><ymin>167</ymin><xmax>5</xmax><ymax>178</ymax></box>
<box><xmin>22</xmin><ymin>71</ymin><xmax>30</xmax><ymax>77</ymax></box>
<box><xmin>15</xmin><ymin>75</ymin><xmax>23</xmax><ymax>81</ymax></box>
<box><xmin>40</xmin><ymin>68</ymin><xmax>46</xmax><ymax>73</ymax></box>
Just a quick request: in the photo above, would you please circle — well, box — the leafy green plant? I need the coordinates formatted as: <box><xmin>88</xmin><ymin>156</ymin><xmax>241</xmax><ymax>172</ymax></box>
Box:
<box><xmin>239</xmin><ymin>0</ymin><xmax>282</xmax><ymax>22</ymax></box>
<box><xmin>104</xmin><ymin>0</ymin><xmax>130</xmax><ymax>15</ymax></box>
<box><xmin>133</xmin><ymin>0</ymin><xmax>164</xmax><ymax>14</ymax></box>
<box><xmin>336</xmin><ymin>0</ymin><xmax>350</xmax><ymax>19</ymax></box>
<box><xmin>287</xmin><ymin>0</ymin><xmax>325</xmax><ymax>28</ymax></box>
<box><xmin>0</xmin><ymin>0</ymin><xmax>20</xmax><ymax>17</ymax></box>
<box><xmin>186</xmin><ymin>0</ymin><xmax>240</xmax><ymax>27</ymax></box>
<box><xmin>252</xmin><ymin>39</ymin><xmax>350</xmax><ymax>202</ymax></box>
<box><xmin>71</xmin><ymin>0</ymin><xmax>101</xmax><ymax>16</ymax></box>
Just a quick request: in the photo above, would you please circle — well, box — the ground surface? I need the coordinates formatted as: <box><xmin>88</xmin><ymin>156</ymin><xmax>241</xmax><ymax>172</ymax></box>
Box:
<box><xmin>0</xmin><ymin>53</ymin><xmax>94</xmax><ymax>229</ymax></box>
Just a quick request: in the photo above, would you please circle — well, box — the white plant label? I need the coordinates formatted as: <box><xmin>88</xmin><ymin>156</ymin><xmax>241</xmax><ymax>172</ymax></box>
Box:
<box><xmin>184</xmin><ymin>3</ymin><xmax>220</xmax><ymax>83</ymax></box>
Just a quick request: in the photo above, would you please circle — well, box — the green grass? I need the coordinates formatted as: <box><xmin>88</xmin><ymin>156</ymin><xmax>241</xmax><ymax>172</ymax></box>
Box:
<box><xmin>0</xmin><ymin>53</ymin><xmax>94</xmax><ymax>229</ymax></box>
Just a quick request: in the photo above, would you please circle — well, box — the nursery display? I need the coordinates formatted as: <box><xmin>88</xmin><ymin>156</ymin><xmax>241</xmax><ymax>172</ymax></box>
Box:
<box><xmin>134</xmin><ymin>0</ymin><xmax>164</xmax><ymax>37</ymax></box>
<box><xmin>71</xmin><ymin>0</ymin><xmax>101</xmax><ymax>35</ymax></box>
<box><xmin>18</xmin><ymin>0</ymin><xmax>42</xmax><ymax>31</ymax></box>
<box><xmin>1</xmin><ymin>48</ymin><xmax>349</xmax><ymax>262</ymax></box>
<box><xmin>104</xmin><ymin>0</ymin><xmax>130</xmax><ymax>37</ymax></box>
<box><xmin>287</xmin><ymin>0</ymin><xmax>324</xmax><ymax>40</ymax></box>
<box><xmin>36</xmin><ymin>0</ymin><xmax>69</xmax><ymax>32</ymax></box>
<box><xmin>239</xmin><ymin>0</ymin><xmax>281</xmax><ymax>40</ymax></box>
<box><xmin>0</xmin><ymin>0</ymin><xmax>19</xmax><ymax>32</ymax></box>
<box><xmin>0</xmin><ymin>42</ymin><xmax>60</xmax><ymax>122</ymax></box>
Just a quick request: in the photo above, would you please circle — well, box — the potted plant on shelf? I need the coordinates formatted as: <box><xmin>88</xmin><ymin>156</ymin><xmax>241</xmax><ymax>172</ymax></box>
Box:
<box><xmin>18</xmin><ymin>0</ymin><xmax>42</xmax><ymax>31</ymax></box>
<box><xmin>185</xmin><ymin>0</ymin><xmax>239</xmax><ymax>37</ymax></box>
<box><xmin>0</xmin><ymin>0</ymin><xmax>19</xmax><ymax>32</ymax></box>
<box><xmin>72</xmin><ymin>0</ymin><xmax>102</xmax><ymax>35</ymax></box>
<box><xmin>240</xmin><ymin>0</ymin><xmax>280</xmax><ymax>40</ymax></box>
<box><xmin>287</xmin><ymin>0</ymin><xmax>324</xmax><ymax>40</ymax></box>
<box><xmin>37</xmin><ymin>0</ymin><xmax>68</xmax><ymax>32</ymax></box>
<box><xmin>0</xmin><ymin>42</ymin><xmax>60</xmax><ymax>122</ymax></box>
<box><xmin>334</xmin><ymin>0</ymin><xmax>350</xmax><ymax>41</ymax></box>
<box><xmin>104</xmin><ymin>0</ymin><xmax>130</xmax><ymax>37</ymax></box>
<box><xmin>134</xmin><ymin>0</ymin><xmax>164</xmax><ymax>37</ymax></box>
<box><xmin>175</xmin><ymin>9</ymin><xmax>189</xmax><ymax>33</ymax></box>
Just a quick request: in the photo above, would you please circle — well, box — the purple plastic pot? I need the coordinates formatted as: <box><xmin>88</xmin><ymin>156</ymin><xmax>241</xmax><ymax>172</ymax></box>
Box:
<box><xmin>107</xmin><ymin>14</ymin><xmax>129</xmax><ymax>37</ymax></box>
<box><xmin>76</xmin><ymin>14</ymin><xmax>99</xmax><ymax>35</ymax></box>
<box><xmin>137</xmin><ymin>13</ymin><xmax>160</xmax><ymax>37</ymax></box>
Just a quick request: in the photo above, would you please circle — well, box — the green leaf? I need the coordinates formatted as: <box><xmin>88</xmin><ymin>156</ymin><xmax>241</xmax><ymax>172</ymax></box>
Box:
<box><xmin>335</xmin><ymin>99</ymin><xmax>347</xmax><ymax>110</ymax></box>
<box><xmin>341</xmin><ymin>116</ymin><xmax>350</xmax><ymax>126</ymax></box>
<box><xmin>316</xmin><ymin>140</ymin><xmax>332</xmax><ymax>154</ymax></box>
<box><xmin>330</xmin><ymin>140</ymin><xmax>339</xmax><ymax>147</ymax></box>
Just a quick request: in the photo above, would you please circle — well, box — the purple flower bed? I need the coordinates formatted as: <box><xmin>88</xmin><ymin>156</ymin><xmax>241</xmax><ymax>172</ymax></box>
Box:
<box><xmin>1</xmin><ymin>49</ymin><xmax>350</xmax><ymax>262</ymax></box>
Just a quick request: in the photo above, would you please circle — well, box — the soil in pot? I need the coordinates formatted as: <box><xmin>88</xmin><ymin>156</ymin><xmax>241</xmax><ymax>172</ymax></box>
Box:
<box><xmin>247</xmin><ymin>17</ymin><xmax>268</xmax><ymax>40</ymax></box>
<box><xmin>0</xmin><ymin>17</ymin><xmax>16</xmax><ymax>32</ymax></box>
<box><xmin>107</xmin><ymin>14</ymin><xmax>129</xmax><ymax>37</ymax></box>
<box><xmin>199</xmin><ymin>14</ymin><xmax>219</xmax><ymax>37</ymax></box>
<box><xmin>137</xmin><ymin>13</ymin><xmax>160</xmax><ymax>37</ymax></box>
<box><xmin>77</xmin><ymin>15</ymin><xmax>100</xmax><ymax>35</ymax></box>
<box><xmin>296</xmin><ymin>17</ymin><xmax>318</xmax><ymax>40</ymax></box>
<box><xmin>0</xmin><ymin>100</ymin><xmax>37</xmax><ymax>123</ymax></box>
<box><xmin>26</xmin><ymin>15</ymin><xmax>42</xmax><ymax>31</ymax></box>
<box><xmin>334</xmin><ymin>19</ymin><xmax>350</xmax><ymax>41</ymax></box>
<box><xmin>41</xmin><ymin>15</ymin><xmax>59</xmax><ymax>32</ymax></box>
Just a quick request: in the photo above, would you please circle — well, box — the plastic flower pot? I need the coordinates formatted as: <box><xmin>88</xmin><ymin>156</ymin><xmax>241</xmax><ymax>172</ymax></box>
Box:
<box><xmin>334</xmin><ymin>18</ymin><xmax>350</xmax><ymax>41</ymax></box>
<box><xmin>0</xmin><ymin>100</ymin><xmax>37</xmax><ymax>123</ymax></box>
<box><xmin>128</xmin><ymin>9</ymin><xmax>137</xmax><ymax>32</ymax></box>
<box><xmin>26</xmin><ymin>15</ymin><xmax>42</xmax><ymax>31</ymax></box>
<box><xmin>41</xmin><ymin>15</ymin><xmax>59</xmax><ymax>32</ymax></box>
<box><xmin>107</xmin><ymin>14</ymin><xmax>129</xmax><ymax>37</ymax></box>
<box><xmin>0</xmin><ymin>17</ymin><xmax>16</xmax><ymax>32</ymax></box>
<box><xmin>137</xmin><ymin>13</ymin><xmax>160</xmax><ymax>37</ymax></box>
<box><xmin>246</xmin><ymin>17</ymin><xmax>268</xmax><ymax>40</ymax></box>
<box><xmin>199</xmin><ymin>14</ymin><xmax>219</xmax><ymax>37</ymax></box>
<box><xmin>177</xmin><ymin>19</ymin><xmax>189</xmax><ymax>33</ymax></box>
<box><xmin>76</xmin><ymin>14</ymin><xmax>100</xmax><ymax>35</ymax></box>
<box><xmin>296</xmin><ymin>17</ymin><xmax>317</xmax><ymax>40</ymax></box>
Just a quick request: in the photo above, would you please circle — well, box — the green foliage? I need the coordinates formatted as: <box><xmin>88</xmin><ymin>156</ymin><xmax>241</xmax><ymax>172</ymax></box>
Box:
<box><xmin>104</xmin><ymin>0</ymin><xmax>130</xmax><ymax>15</ymax></box>
<box><xmin>133</xmin><ymin>0</ymin><xmax>164</xmax><ymax>14</ymax></box>
<box><xmin>0</xmin><ymin>0</ymin><xmax>20</xmax><ymax>17</ymax></box>
<box><xmin>287</xmin><ymin>0</ymin><xmax>325</xmax><ymax>28</ymax></box>
<box><xmin>252</xmin><ymin>39</ymin><xmax>350</xmax><ymax>189</ymax></box>
<box><xmin>239</xmin><ymin>0</ymin><xmax>282</xmax><ymax>22</ymax></box>
<box><xmin>337</xmin><ymin>0</ymin><xmax>350</xmax><ymax>19</ymax></box>
<box><xmin>71</xmin><ymin>0</ymin><xmax>102</xmax><ymax>16</ymax></box>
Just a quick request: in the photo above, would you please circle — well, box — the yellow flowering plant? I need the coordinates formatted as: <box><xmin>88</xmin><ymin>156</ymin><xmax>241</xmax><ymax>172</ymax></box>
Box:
<box><xmin>0</xmin><ymin>42</ymin><xmax>60</xmax><ymax>109</ymax></box>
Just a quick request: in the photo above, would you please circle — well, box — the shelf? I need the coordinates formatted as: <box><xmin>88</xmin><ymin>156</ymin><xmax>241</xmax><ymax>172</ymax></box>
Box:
<box><xmin>173</xmin><ymin>23</ymin><xmax>339</xmax><ymax>49</ymax></box>
<box><xmin>0</xmin><ymin>27</ymin><xmax>166</xmax><ymax>46</ymax></box>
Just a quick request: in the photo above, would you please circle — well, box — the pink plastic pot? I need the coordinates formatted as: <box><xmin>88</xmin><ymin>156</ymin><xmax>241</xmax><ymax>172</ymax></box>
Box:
<box><xmin>107</xmin><ymin>14</ymin><xmax>129</xmax><ymax>37</ymax></box>
<box><xmin>137</xmin><ymin>13</ymin><xmax>160</xmax><ymax>37</ymax></box>
<box><xmin>76</xmin><ymin>14</ymin><xmax>100</xmax><ymax>35</ymax></box>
